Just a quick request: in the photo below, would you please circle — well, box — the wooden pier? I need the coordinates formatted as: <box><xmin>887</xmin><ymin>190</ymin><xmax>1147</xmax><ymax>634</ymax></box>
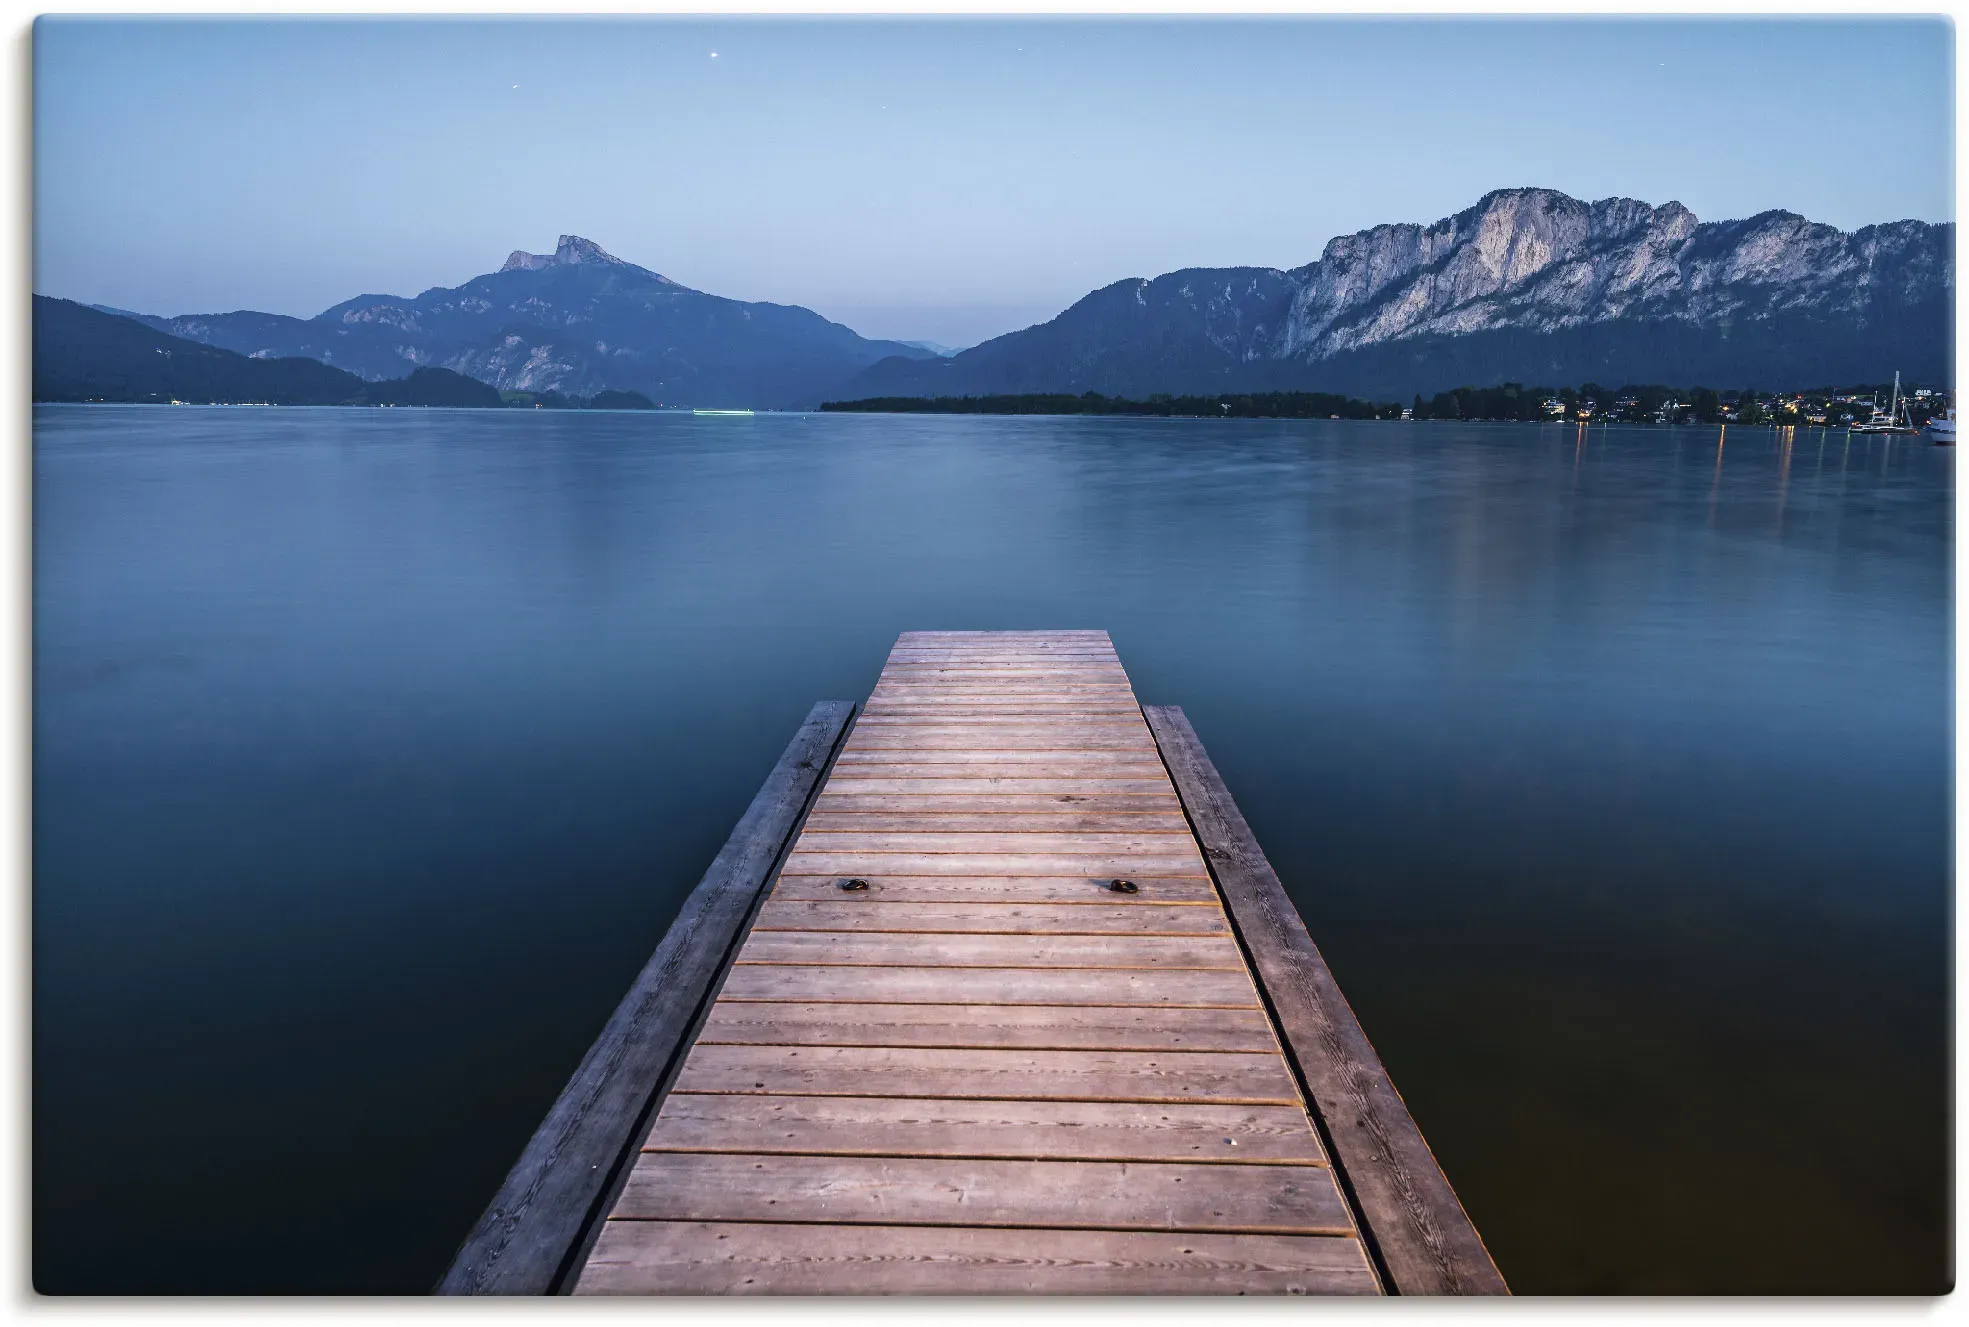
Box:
<box><xmin>440</xmin><ymin>631</ymin><xmax>1504</xmax><ymax>1296</ymax></box>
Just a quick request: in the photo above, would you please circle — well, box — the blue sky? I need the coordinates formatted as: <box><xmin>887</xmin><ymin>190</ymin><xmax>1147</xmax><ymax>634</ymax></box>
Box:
<box><xmin>34</xmin><ymin>17</ymin><xmax>1954</xmax><ymax>347</ymax></box>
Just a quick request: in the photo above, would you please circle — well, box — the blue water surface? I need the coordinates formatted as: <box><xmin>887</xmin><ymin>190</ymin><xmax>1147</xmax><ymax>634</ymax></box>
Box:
<box><xmin>33</xmin><ymin>407</ymin><xmax>1951</xmax><ymax>1292</ymax></box>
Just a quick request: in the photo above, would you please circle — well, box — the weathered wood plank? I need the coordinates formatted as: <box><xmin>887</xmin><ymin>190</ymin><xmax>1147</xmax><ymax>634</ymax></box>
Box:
<box><xmin>735</xmin><ymin>930</ymin><xmax>1240</xmax><ymax>970</ymax></box>
<box><xmin>575</xmin><ymin>1222</ymin><xmax>1376</xmax><ymax>1295</ymax></box>
<box><xmin>879</xmin><ymin>662</ymin><xmax>1128</xmax><ymax>671</ymax></box>
<box><xmin>670</xmin><ymin>1044</ymin><xmax>1301</xmax><ymax>1105</ymax></box>
<box><xmin>610</xmin><ymin>1153</ymin><xmax>1357</xmax><ymax>1235</ymax></box>
<box><xmin>786</xmin><ymin>831</ymin><xmax>1197</xmax><ymax>855</ymax></box>
<box><xmin>815</xmin><ymin>778</ymin><xmax>1177</xmax><ymax>795</ymax></box>
<box><xmin>876</xmin><ymin>671</ymin><xmax>1133</xmax><ymax>682</ymax></box>
<box><xmin>781</xmin><ymin>853</ymin><xmax>1206</xmax><ymax>878</ymax></box>
<box><xmin>847</xmin><ymin>733</ymin><xmax>1155</xmax><ymax>751</ymax></box>
<box><xmin>885</xmin><ymin>653</ymin><xmax>1122</xmax><ymax>663</ymax></box>
<box><xmin>812</xmin><ymin>793</ymin><xmax>1183</xmax><ymax>814</ymax></box>
<box><xmin>886</xmin><ymin>647</ymin><xmax>1118</xmax><ymax>654</ymax></box>
<box><xmin>856</xmin><ymin>707</ymin><xmax>1141</xmax><ymax>718</ymax></box>
<box><xmin>861</xmin><ymin>707</ymin><xmax>1145</xmax><ymax>719</ymax></box>
<box><xmin>752</xmin><ymin>899</ymin><xmax>1229</xmax><ymax>934</ymax></box>
<box><xmin>693</xmin><ymin>1000</ymin><xmax>1277</xmax><ymax>1051</ymax></box>
<box><xmin>437</xmin><ymin>701</ymin><xmax>856</xmax><ymax>1296</ymax></box>
<box><xmin>642</xmin><ymin>1095</ymin><xmax>1326</xmax><ymax>1165</ymax></box>
<box><xmin>768</xmin><ymin>875</ymin><xmax>1221</xmax><ymax>904</ymax></box>
<box><xmin>898</xmin><ymin>628</ymin><xmax>1111</xmax><ymax>634</ymax></box>
<box><xmin>795</xmin><ymin>807</ymin><xmax>1189</xmax><ymax>826</ymax></box>
<box><xmin>837</xmin><ymin>749</ymin><xmax>1166</xmax><ymax>767</ymax></box>
<box><xmin>866</xmin><ymin>689</ymin><xmax>1137</xmax><ymax>699</ymax></box>
<box><xmin>781</xmin><ymin>851</ymin><xmax>1207</xmax><ymax>877</ymax></box>
<box><xmin>834</xmin><ymin>767</ymin><xmax>1164</xmax><ymax>782</ymax></box>
<box><xmin>852</xmin><ymin>716</ymin><xmax>1149</xmax><ymax>730</ymax></box>
<box><xmin>823</xmin><ymin>770</ymin><xmax>1168</xmax><ymax>786</ymax></box>
<box><xmin>716</xmin><ymin>964</ymin><xmax>1261</xmax><ymax>1008</ymax></box>
<box><xmin>869</xmin><ymin>685</ymin><xmax>1140</xmax><ymax>697</ymax></box>
<box><xmin>863</xmin><ymin>703</ymin><xmax>1141</xmax><ymax>714</ymax></box>
<box><xmin>1143</xmin><ymin>705</ymin><xmax>1506</xmax><ymax>1296</ymax></box>
<box><xmin>836</xmin><ymin>748</ymin><xmax>1164</xmax><ymax>764</ymax></box>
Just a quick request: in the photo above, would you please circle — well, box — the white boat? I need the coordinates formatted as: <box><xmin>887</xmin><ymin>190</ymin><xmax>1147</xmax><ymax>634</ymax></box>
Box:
<box><xmin>1926</xmin><ymin>408</ymin><xmax>1955</xmax><ymax>446</ymax></box>
<box><xmin>1850</xmin><ymin>371</ymin><xmax>1919</xmax><ymax>434</ymax></box>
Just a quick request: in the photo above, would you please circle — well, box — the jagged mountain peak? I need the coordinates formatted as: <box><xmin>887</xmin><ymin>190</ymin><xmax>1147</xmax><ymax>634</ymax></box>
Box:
<box><xmin>841</xmin><ymin>185</ymin><xmax>1951</xmax><ymax>402</ymax></box>
<box><xmin>501</xmin><ymin>234</ymin><xmax>634</xmax><ymax>273</ymax></box>
<box><xmin>119</xmin><ymin>231</ymin><xmax>934</xmax><ymax>407</ymax></box>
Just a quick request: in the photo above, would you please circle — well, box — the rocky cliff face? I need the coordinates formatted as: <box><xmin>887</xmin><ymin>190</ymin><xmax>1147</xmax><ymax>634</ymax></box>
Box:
<box><xmin>499</xmin><ymin>234</ymin><xmax>637</xmax><ymax>273</ymax></box>
<box><xmin>126</xmin><ymin>237</ymin><xmax>932</xmax><ymax>409</ymax></box>
<box><xmin>844</xmin><ymin>188</ymin><xmax>1953</xmax><ymax>400</ymax></box>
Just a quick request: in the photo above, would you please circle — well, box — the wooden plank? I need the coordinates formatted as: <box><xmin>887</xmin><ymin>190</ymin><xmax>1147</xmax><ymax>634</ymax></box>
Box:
<box><xmin>812</xmin><ymin>794</ymin><xmax>1183</xmax><ymax>814</ymax></box>
<box><xmin>860</xmin><ymin>704</ymin><xmax>1145</xmax><ymax>715</ymax></box>
<box><xmin>854</xmin><ymin>712</ymin><xmax>1149</xmax><ymax>724</ymax></box>
<box><xmin>768</xmin><ymin>875</ymin><xmax>1221</xmax><ymax>905</ymax></box>
<box><xmin>814</xmin><ymin>778</ymin><xmax>1176</xmax><ymax>795</ymax></box>
<box><xmin>869</xmin><ymin>685</ymin><xmax>1140</xmax><ymax>697</ymax></box>
<box><xmin>785</xmin><ymin>831</ymin><xmax>1196</xmax><ymax>855</ymax></box>
<box><xmin>610</xmin><ymin>1153</ymin><xmax>1355</xmax><ymax>1235</ymax></box>
<box><xmin>780</xmin><ymin>852</ymin><xmax>1207</xmax><ymax>877</ymax></box>
<box><xmin>752</xmin><ymin>899</ymin><xmax>1229</xmax><ymax>934</ymax></box>
<box><xmin>856</xmin><ymin>706</ymin><xmax>1140</xmax><ymax>716</ymax></box>
<box><xmin>883</xmin><ymin>651</ymin><xmax>1121</xmax><ymax>659</ymax></box>
<box><xmin>852</xmin><ymin>716</ymin><xmax>1149</xmax><ymax>729</ymax></box>
<box><xmin>1143</xmin><ymin>705</ymin><xmax>1507</xmax><ymax>1296</ymax></box>
<box><xmin>823</xmin><ymin>775</ymin><xmax>1173</xmax><ymax>795</ymax></box>
<box><xmin>735</xmin><ymin>931</ymin><xmax>1240</xmax><ymax>970</ymax></box>
<box><xmin>859</xmin><ymin>713</ymin><xmax>1144</xmax><ymax>723</ymax></box>
<box><xmin>837</xmin><ymin>750</ymin><xmax>1166</xmax><ymax>766</ymax></box>
<box><xmin>437</xmin><ymin>700</ymin><xmax>856</xmax><ymax>1296</ymax></box>
<box><xmin>866</xmin><ymin>688</ymin><xmax>1136</xmax><ymax>698</ymax></box>
<box><xmin>846</xmin><ymin>733</ymin><xmax>1155</xmax><ymax>751</ymax></box>
<box><xmin>875</xmin><ymin>670</ymin><xmax>1129</xmax><ymax>678</ymax></box>
<box><xmin>642</xmin><ymin>1095</ymin><xmax>1326</xmax><ymax>1165</ymax></box>
<box><xmin>882</xmin><ymin>662</ymin><xmax>1125</xmax><ymax>671</ymax></box>
<box><xmin>879</xmin><ymin>662</ymin><xmax>1128</xmax><ymax>671</ymax></box>
<box><xmin>716</xmin><ymin>964</ymin><xmax>1261</xmax><ymax>1008</ymax></box>
<box><xmin>836</xmin><ymin>749</ymin><xmax>1164</xmax><ymax>765</ymax></box>
<box><xmin>884</xmin><ymin>646</ymin><xmax>1119</xmax><ymax>654</ymax></box>
<box><xmin>864</xmin><ymin>700</ymin><xmax>1139</xmax><ymax>709</ymax></box>
<box><xmin>669</xmin><ymin>1045</ymin><xmax>1302</xmax><ymax>1105</ymax></box>
<box><xmin>830</xmin><ymin>764</ymin><xmax>1168</xmax><ymax>780</ymax></box>
<box><xmin>898</xmin><ymin>629</ymin><xmax>1114</xmax><ymax>634</ymax></box>
<box><xmin>890</xmin><ymin>637</ymin><xmax>1115</xmax><ymax>645</ymax></box>
<box><xmin>799</xmin><ymin>807</ymin><xmax>1181</xmax><ymax>826</ymax></box>
<box><xmin>693</xmin><ymin>1001</ymin><xmax>1277</xmax><ymax>1051</ymax></box>
<box><xmin>828</xmin><ymin>772</ymin><xmax>1169</xmax><ymax>786</ymax></box>
<box><xmin>575</xmin><ymin>1222</ymin><xmax>1376</xmax><ymax>1295</ymax></box>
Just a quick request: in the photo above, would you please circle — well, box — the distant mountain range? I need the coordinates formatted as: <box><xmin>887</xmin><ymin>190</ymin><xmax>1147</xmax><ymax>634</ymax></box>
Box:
<box><xmin>840</xmin><ymin>188</ymin><xmax>1953</xmax><ymax>401</ymax></box>
<box><xmin>32</xmin><ymin>297</ymin><xmax>659</xmax><ymax>409</ymax></box>
<box><xmin>41</xmin><ymin>189</ymin><xmax>1952</xmax><ymax>411</ymax></box>
<box><xmin>32</xmin><ymin>297</ymin><xmax>513</xmax><ymax>406</ymax></box>
<box><xmin>104</xmin><ymin>235</ymin><xmax>935</xmax><ymax>409</ymax></box>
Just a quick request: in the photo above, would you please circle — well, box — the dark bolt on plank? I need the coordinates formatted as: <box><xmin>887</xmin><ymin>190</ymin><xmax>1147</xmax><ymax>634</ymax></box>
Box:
<box><xmin>436</xmin><ymin>700</ymin><xmax>857</xmax><ymax>1296</ymax></box>
<box><xmin>1141</xmin><ymin>705</ymin><xmax>1508</xmax><ymax>1297</ymax></box>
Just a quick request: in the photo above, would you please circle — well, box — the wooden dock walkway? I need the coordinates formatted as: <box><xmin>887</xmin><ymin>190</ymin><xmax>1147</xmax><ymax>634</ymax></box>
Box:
<box><xmin>441</xmin><ymin>631</ymin><xmax>1504</xmax><ymax>1296</ymax></box>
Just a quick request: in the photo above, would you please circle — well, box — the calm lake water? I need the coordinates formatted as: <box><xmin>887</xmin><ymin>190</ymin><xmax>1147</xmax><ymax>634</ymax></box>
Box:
<box><xmin>33</xmin><ymin>405</ymin><xmax>1951</xmax><ymax>1294</ymax></box>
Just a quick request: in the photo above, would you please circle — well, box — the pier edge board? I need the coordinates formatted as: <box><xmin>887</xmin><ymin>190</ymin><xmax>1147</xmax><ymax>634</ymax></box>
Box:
<box><xmin>435</xmin><ymin>699</ymin><xmax>857</xmax><ymax>1296</ymax></box>
<box><xmin>1140</xmin><ymin>704</ymin><xmax>1507</xmax><ymax>1297</ymax></box>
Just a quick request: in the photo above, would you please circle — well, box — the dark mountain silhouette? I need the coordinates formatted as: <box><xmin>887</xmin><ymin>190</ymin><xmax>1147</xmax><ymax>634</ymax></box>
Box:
<box><xmin>114</xmin><ymin>235</ymin><xmax>935</xmax><ymax>409</ymax></box>
<box><xmin>35</xmin><ymin>297</ymin><xmax>500</xmax><ymax>407</ymax></box>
